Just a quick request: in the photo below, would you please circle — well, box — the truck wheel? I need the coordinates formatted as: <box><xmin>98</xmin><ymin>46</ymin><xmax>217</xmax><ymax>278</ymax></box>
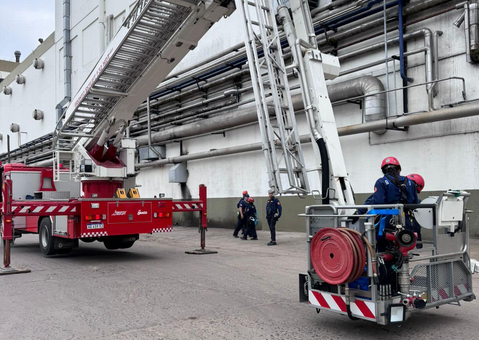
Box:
<box><xmin>39</xmin><ymin>218</ymin><xmax>56</xmax><ymax>256</ymax></box>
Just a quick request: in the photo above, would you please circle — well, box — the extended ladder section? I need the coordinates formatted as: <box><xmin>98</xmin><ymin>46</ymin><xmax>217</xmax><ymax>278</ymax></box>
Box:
<box><xmin>55</xmin><ymin>0</ymin><xmax>234</xmax><ymax>153</ymax></box>
<box><xmin>237</xmin><ymin>0</ymin><xmax>354</xmax><ymax>205</ymax></box>
<box><xmin>236</xmin><ymin>0</ymin><xmax>309</xmax><ymax>195</ymax></box>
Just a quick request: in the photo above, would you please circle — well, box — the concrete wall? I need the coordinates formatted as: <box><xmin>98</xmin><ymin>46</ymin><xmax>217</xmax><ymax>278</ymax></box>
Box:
<box><xmin>173</xmin><ymin>190</ymin><xmax>479</xmax><ymax>239</ymax></box>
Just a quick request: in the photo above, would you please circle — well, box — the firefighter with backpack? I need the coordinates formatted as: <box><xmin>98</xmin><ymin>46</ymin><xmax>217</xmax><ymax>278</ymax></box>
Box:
<box><xmin>356</xmin><ymin>157</ymin><xmax>421</xmax><ymax>248</ymax></box>
<box><xmin>241</xmin><ymin>197</ymin><xmax>258</xmax><ymax>240</ymax></box>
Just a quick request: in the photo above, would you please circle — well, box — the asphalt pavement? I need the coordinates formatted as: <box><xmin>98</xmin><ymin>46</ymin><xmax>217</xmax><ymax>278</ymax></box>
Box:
<box><xmin>1</xmin><ymin>227</ymin><xmax>478</xmax><ymax>340</ymax></box>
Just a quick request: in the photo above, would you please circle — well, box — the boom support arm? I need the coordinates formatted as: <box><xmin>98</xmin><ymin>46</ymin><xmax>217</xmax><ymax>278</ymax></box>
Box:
<box><xmin>281</xmin><ymin>2</ymin><xmax>355</xmax><ymax>205</ymax></box>
<box><xmin>56</xmin><ymin>0</ymin><xmax>235</xmax><ymax>160</ymax></box>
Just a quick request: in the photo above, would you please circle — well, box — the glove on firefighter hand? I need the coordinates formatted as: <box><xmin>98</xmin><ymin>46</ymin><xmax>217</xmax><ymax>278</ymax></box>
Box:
<box><xmin>350</xmin><ymin>211</ymin><xmax>359</xmax><ymax>224</ymax></box>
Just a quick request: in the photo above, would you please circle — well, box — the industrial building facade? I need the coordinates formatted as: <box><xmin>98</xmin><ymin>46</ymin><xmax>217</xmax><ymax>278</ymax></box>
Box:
<box><xmin>1</xmin><ymin>0</ymin><xmax>479</xmax><ymax>234</ymax></box>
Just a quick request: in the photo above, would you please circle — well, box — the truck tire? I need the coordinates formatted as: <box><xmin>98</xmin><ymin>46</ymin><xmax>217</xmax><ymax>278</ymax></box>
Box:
<box><xmin>39</xmin><ymin>218</ymin><xmax>56</xmax><ymax>256</ymax></box>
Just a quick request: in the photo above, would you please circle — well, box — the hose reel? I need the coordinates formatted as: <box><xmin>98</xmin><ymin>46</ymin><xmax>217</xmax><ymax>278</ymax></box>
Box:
<box><xmin>310</xmin><ymin>228</ymin><xmax>370</xmax><ymax>285</ymax></box>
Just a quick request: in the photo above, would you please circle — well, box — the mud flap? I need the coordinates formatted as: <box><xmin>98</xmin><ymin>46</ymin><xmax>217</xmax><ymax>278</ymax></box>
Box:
<box><xmin>53</xmin><ymin>238</ymin><xmax>79</xmax><ymax>250</ymax></box>
<box><xmin>299</xmin><ymin>273</ymin><xmax>309</xmax><ymax>302</ymax></box>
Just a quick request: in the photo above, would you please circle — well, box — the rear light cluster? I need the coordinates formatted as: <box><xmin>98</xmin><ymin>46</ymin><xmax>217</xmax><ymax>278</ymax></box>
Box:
<box><xmin>84</xmin><ymin>214</ymin><xmax>106</xmax><ymax>221</ymax></box>
<box><xmin>154</xmin><ymin>212</ymin><xmax>171</xmax><ymax>218</ymax></box>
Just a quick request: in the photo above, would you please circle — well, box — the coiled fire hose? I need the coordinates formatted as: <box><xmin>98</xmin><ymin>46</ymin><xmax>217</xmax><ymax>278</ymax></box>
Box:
<box><xmin>310</xmin><ymin>228</ymin><xmax>377</xmax><ymax>285</ymax></box>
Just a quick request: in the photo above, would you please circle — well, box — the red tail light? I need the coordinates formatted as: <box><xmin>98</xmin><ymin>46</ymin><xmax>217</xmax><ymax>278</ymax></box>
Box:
<box><xmin>155</xmin><ymin>212</ymin><xmax>171</xmax><ymax>218</ymax></box>
<box><xmin>84</xmin><ymin>214</ymin><xmax>106</xmax><ymax>221</ymax></box>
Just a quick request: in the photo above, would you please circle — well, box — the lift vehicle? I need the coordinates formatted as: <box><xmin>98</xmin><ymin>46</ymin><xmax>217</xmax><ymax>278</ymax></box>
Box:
<box><xmin>236</xmin><ymin>0</ymin><xmax>475</xmax><ymax>324</ymax></box>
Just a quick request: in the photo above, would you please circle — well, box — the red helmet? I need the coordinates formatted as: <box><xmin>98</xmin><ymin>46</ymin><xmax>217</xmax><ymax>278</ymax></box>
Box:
<box><xmin>242</xmin><ymin>190</ymin><xmax>248</xmax><ymax>195</ymax></box>
<box><xmin>381</xmin><ymin>157</ymin><xmax>401</xmax><ymax>170</ymax></box>
<box><xmin>248</xmin><ymin>197</ymin><xmax>254</xmax><ymax>203</ymax></box>
<box><xmin>407</xmin><ymin>174</ymin><xmax>425</xmax><ymax>193</ymax></box>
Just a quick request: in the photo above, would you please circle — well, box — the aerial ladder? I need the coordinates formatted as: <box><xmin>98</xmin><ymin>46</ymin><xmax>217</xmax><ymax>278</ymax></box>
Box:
<box><xmin>1</xmin><ymin>0</ymin><xmax>235</xmax><ymax>274</ymax></box>
<box><xmin>236</xmin><ymin>0</ymin><xmax>474</xmax><ymax>325</ymax></box>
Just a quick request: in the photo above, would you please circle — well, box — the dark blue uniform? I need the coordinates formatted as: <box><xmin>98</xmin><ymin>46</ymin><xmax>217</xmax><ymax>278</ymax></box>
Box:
<box><xmin>360</xmin><ymin>174</ymin><xmax>419</xmax><ymax>211</ymax></box>
<box><xmin>359</xmin><ymin>174</ymin><xmax>421</xmax><ymax>247</ymax></box>
<box><xmin>266</xmin><ymin>197</ymin><xmax>282</xmax><ymax>242</ymax></box>
<box><xmin>233</xmin><ymin>197</ymin><xmax>247</xmax><ymax>237</ymax></box>
<box><xmin>242</xmin><ymin>203</ymin><xmax>257</xmax><ymax>239</ymax></box>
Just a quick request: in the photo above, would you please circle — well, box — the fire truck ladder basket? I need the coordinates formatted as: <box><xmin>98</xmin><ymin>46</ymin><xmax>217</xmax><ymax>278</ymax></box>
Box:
<box><xmin>236</xmin><ymin>0</ymin><xmax>309</xmax><ymax>195</ymax></box>
<box><xmin>54</xmin><ymin>0</ymin><xmax>199</xmax><ymax>152</ymax></box>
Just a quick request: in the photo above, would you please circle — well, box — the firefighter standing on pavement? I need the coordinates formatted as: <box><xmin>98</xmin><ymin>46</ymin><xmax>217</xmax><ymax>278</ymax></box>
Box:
<box><xmin>242</xmin><ymin>197</ymin><xmax>258</xmax><ymax>240</ymax></box>
<box><xmin>266</xmin><ymin>188</ymin><xmax>282</xmax><ymax>246</ymax></box>
<box><xmin>233</xmin><ymin>191</ymin><xmax>249</xmax><ymax>238</ymax></box>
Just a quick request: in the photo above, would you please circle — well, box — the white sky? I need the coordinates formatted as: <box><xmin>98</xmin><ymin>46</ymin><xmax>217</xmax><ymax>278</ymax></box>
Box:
<box><xmin>0</xmin><ymin>0</ymin><xmax>55</xmax><ymax>61</ymax></box>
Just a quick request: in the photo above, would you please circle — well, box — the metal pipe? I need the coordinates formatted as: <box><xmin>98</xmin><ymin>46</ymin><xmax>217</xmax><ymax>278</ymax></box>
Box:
<box><xmin>146</xmin><ymin>0</ymin><xmax>449</xmax><ymax>107</ymax></box>
<box><xmin>398</xmin><ymin>0</ymin><xmax>412</xmax><ymax>82</ymax></box>
<box><xmin>136</xmin><ymin>106</ymin><xmax>274</xmax><ymax>146</ymax></box>
<box><xmin>409</xmin><ymin>250</ymin><xmax>467</xmax><ymax>262</ymax></box>
<box><xmin>310</xmin><ymin>0</ymin><xmax>354</xmax><ymax>16</ymax></box>
<box><xmin>98</xmin><ymin>0</ymin><xmax>105</xmax><ymax>53</ymax></box>
<box><xmin>317</xmin><ymin>0</ymin><xmax>452</xmax><ymax>47</ymax></box>
<box><xmin>465</xmin><ymin>2</ymin><xmax>472</xmax><ymax>63</ymax></box>
<box><xmin>63</xmin><ymin>0</ymin><xmax>71</xmax><ymax>100</ymax></box>
<box><xmin>136</xmin><ymin>141</ymin><xmax>262</xmax><ymax>168</ymax></box>
<box><xmin>383</xmin><ymin>0</ymin><xmax>391</xmax><ymax>117</ymax></box>
<box><xmin>338</xmin><ymin>102</ymin><xmax>479</xmax><ymax>136</ymax></box>
<box><xmin>432</xmin><ymin>30</ymin><xmax>443</xmax><ymax>97</ymax></box>
<box><xmin>134</xmin><ymin>74</ymin><xmax>387</xmax><ymax>138</ymax></box>
<box><xmin>340</xmin><ymin>47</ymin><xmax>425</xmax><ymax>77</ymax></box>
<box><xmin>313</xmin><ymin>1</ymin><xmax>368</xmax><ymax>22</ymax></box>
<box><xmin>55</xmin><ymin>0</ymin><xmax>72</xmax><ymax>133</ymax></box>
<box><xmin>147</xmin><ymin>97</ymin><xmax>152</xmax><ymax>147</ymax></box>
<box><xmin>135</xmin><ymin>103</ymin><xmax>479</xmax><ymax>168</ymax></box>
<box><xmin>339</xmin><ymin>28</ymin><xmax>435</xmax><ymax>111</ymax></box>
<box><xmin>470</xmin><ymin>1</ymin><xmax>479</xmax><ymax>62</ymax></box>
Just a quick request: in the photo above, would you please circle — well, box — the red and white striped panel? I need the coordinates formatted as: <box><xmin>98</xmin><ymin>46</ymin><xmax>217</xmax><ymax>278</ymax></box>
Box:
<box><xmin>11</xmin><ymin>205</ymin><xmax>78</xmax><ymax>214</ymax></box>
<box><xmin>172</xmin><ymin>203</ymin><xmax>203</xmax><ymax>211</ymax></box>
<box><xmin>309</xmin><ymin>290</ymin><xmax>376</xmax><ymax>320</ymax></box>
<box><xmin>81</xmin><ymin>231</ymin><xmax>108</xmax><ymax>238</ymax></box>
<box><xmin>152</xmin><ymin>227</ymin><xmax>173</xmax><ymax>233</ymax></box>
<box><xmin>431</xmin><ymin>284</ymin><xmax>470</xmax><ymax>302</ymax></box>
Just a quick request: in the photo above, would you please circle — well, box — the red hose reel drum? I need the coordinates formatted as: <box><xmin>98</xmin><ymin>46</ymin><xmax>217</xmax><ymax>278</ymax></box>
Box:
<box><xmin>310</xmin><ymin>228</ymin><xmax>366</xmax><ymax>285</ymax></box>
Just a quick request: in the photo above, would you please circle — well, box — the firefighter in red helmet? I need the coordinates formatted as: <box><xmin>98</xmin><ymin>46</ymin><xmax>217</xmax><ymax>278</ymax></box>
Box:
<box><xmin>233</xmin><ymin>190</ymin><xmax>249</xmax><ymax>238</ymax></box>
<box><xmin>407</xmin><ymin>174</ymin><xmax>425</xmax><ymax>193</ymax></box>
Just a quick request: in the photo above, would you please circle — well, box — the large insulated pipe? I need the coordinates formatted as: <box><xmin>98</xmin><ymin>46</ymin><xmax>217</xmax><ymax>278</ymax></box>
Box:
<box><xmin>136</xmin><ymin>106</ymin><xmax>274</xmax><ymax>145</ymax></box>
<box><xmin>136</xmin><ymin>103</ymin><xmax>479</xmax><ymax>168</ymax></box>
<box><xmin>326</xmin><ymin>76</ymin><xmax>386</xmax><ymax>124</ymax></box>
<box><xmin>137</xmin><ymin>75</ymin><xmax>386</xmax><ymax>145</ymax></box>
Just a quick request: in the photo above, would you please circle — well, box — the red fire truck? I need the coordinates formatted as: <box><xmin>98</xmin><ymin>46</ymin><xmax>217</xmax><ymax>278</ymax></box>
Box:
<box><xmin>1</xmin><ymin>0</ymin><xmax>234</xmax><ymax>272</ymax></box>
